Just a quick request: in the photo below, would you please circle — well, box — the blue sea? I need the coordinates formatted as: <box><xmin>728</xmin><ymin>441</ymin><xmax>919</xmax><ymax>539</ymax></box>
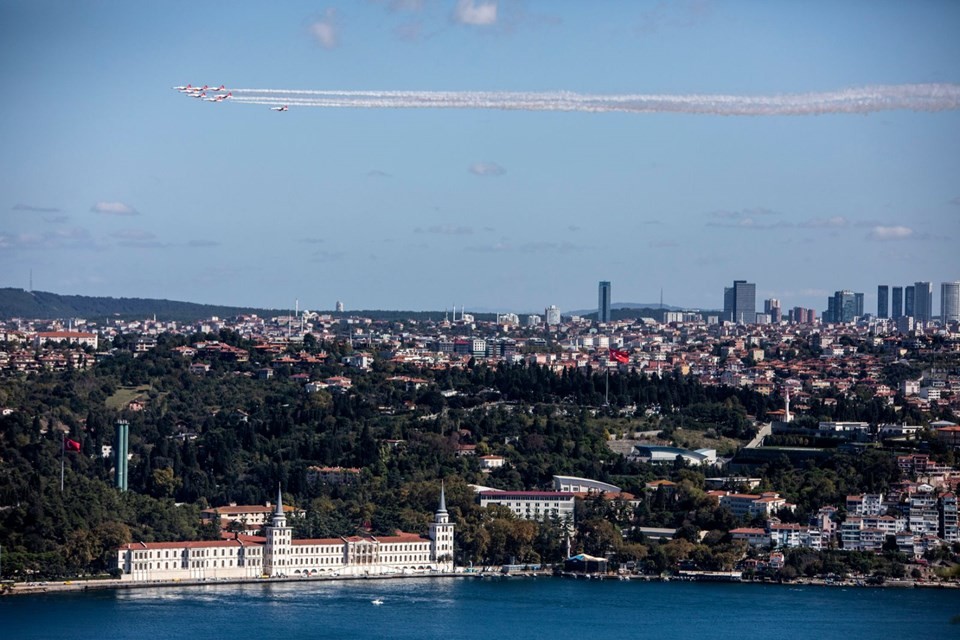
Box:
<box><xmin>2</xmin><ymin>578</ymin><xmax>958</xmax><ymax>640</ymax></box>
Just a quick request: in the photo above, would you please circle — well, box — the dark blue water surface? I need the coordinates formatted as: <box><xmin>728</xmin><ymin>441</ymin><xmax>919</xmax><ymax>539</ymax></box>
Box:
<box><xmin>2</xmin><ymin>578</ymin><xmax>958</xmax><ymax>640</ymax></box>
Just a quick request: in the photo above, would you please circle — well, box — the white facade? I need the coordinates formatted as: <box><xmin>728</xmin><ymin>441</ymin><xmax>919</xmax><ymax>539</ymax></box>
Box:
<box><xmin>545</xmin><ymin>305</ymin><xmax>561</xmax><ymax>325</ymax></box>
<box><xmin>117</xmin><ymin>485</ymin><xmax>454</xmax><ymax>581</ymax></box>
<box><xmin>479</xmin><ymin>491</ymin><xmax>575</xmax><ymax>525</ymax></box>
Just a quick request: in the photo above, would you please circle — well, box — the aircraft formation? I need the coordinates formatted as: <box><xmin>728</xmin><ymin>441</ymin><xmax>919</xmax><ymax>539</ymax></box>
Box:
<box><xmin>173</xmin><ymin>84</ymin><xmax>285</xmax><ymax>111</ymax></box>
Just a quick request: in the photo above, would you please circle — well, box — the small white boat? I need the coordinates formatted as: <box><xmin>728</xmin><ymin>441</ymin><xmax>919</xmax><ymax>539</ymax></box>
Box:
<box><xmin>371</xmin><ymin>598</ymin><xmax>384</xmax><ymax>606</ymax></box>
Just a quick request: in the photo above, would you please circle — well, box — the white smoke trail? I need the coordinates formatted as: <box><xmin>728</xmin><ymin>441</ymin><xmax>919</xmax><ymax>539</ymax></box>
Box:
<box><xmin>216</xmin><ymin>83</ymin><xmax>960</xmax><ymax>116</ymax></box>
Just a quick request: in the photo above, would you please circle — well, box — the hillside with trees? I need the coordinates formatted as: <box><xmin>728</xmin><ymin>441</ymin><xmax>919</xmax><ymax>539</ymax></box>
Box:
<box><xmin>0</xmin><ymin>331</ymin><xmax>952</xmax><ymax>580</ymax></box>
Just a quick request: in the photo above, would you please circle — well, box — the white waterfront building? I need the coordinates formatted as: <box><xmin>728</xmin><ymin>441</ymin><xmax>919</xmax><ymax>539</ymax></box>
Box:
<box><xmin>117</xmin><ymin>485</ymin><xmax>454</xmax><ymax>582</ymax></box>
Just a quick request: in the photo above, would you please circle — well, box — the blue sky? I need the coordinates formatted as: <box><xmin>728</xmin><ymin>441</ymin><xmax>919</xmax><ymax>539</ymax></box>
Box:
<box><xmin>1</xmin><ymin>1</ymin><xmax>958</xmax><ymax>314</ymax></box>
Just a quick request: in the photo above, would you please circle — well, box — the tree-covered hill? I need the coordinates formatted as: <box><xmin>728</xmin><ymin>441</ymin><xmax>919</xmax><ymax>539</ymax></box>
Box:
<box><xmin>0</xmin><ymin>288</ymin><xmax>500</xmax><ymax>324</ymax></box>
<box><xmin>0</xmin><ymin>288</ymin><xmax>281</xmax><ymax>323</ymax></box>
<box><xmin>0</xmin><ymin>333</ymin><xmax>946</xmax><ymax>581</ymax></box>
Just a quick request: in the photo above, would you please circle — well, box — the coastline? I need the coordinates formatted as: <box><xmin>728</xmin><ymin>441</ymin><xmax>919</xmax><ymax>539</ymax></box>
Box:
<box><xmin>4</xmin><ymin>571</ymin><xmax>471</xmax><ymax>597</ymax></box>
<box><xmin>5</xmin><ymin>570</ymin><xmax>957</xmax><ymax>597</ymax></box>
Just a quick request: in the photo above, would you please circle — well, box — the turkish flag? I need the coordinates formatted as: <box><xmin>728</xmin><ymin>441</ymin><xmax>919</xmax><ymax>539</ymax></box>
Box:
<box><xmin>609</xmin><ymin>348</ymin><xmax>630</xmax><ymax>364</ymax></box>
<box><xmin>65</xmin><ymin>438</ymin><xmax>81</xmax><ymax>452</ymax></box>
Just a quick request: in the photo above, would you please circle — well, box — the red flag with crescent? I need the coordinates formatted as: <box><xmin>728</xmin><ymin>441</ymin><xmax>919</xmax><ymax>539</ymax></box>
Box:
<box><xmin>609</xmin><ymin>348</ymin><xmax>630</xmax><ymax>364</ymax></box>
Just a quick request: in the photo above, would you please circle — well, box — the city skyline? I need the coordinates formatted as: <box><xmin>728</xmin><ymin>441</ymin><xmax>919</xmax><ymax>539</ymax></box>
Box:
<box><xmin>1</xmin><ymin>2</ymin><xmax>958</xmax><ymax>312</ymax></box>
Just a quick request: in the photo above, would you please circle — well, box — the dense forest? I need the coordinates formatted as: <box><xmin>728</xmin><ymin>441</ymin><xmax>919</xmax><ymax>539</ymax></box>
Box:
<box><xmin>0</xmin><ymin>332</ymin><xmax>951</xmax><ymax>580</ymax></box>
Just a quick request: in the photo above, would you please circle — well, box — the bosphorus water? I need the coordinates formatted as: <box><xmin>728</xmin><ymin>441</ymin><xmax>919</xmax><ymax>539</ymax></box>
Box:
<box><xmin>3</xmin><ymin>578</ymin><xmax>957</xmax><ymax>640</ymax></box>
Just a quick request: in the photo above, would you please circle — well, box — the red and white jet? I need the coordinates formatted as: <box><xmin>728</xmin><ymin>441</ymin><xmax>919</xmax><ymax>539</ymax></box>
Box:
<box><xmin>270</xmin><ymin>105</ymin><xmax>288</xmax><ymax>112</ymax></box>
<box><xmin>205</xmin><ymin>92</ymin><xmax>232</xmax><ymax>102</ymax></box>
<box><xmin>181</xmin><ymin>84</ymin><xmax>209</xmax><ymax>94</ymax></box>
<box><xmin>190</xmin><ymin>91</ymin><xmax>207</xmax><ymax>99</ymax></box>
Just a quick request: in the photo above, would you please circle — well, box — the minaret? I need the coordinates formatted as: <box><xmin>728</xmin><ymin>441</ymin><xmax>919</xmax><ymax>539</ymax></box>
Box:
<box><xmin>264</xmin><ymin>483</ymin><xmax>292</xmax><ymax>577</ymax></box>
<box><xmin>429</xmin><ymin>481</ymin><xmax>455</xmax><ymax>572</ymax></box>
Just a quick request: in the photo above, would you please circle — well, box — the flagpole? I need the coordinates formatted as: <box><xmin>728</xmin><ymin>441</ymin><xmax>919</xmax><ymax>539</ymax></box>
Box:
<box><xmin>60</xmin><ymin>432</ymin><xmax>65</xmax><ymax>493</ymax></box>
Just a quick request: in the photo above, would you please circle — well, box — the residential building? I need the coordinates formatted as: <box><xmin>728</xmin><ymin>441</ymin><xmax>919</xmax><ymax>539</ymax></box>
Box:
<box><xmin>940</xmin><ymin>493</ymin><xmax>959</xmax><ymax>543</ymax></box>
<box><xmin>905</xmin><ymin>285</ymin><xmax>915</xmax><ymax>318</ymax></box>
<box><xmin>478</xmin><ymin>455</ymin><xmax>506</xmax><ymax>471</ymax></box>
<box><xmin>846</xmin><ymin>493</ymin><xmax>885</xmax><ymax>517</ymax></box>
<box><xmin>719</xmin><ymin>492</ymin><xmax>793</xmax><ymax>519</ymax></box>
<box><xmin>909</xmin><ymin>486</ymin><xmax>939</xmax><ymax>536</ymax></box>
<box><xmin>545</xmin><ymin>305</ymin><xmax>561</xmax><ymax>326</ymax></box>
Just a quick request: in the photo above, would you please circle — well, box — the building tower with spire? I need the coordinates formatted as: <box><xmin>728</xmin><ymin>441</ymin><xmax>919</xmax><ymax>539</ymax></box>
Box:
<box><xmin>264</xmin><ymin>484</ymin><xmax>292</xmax><ymax>577</ymax></box>
<box><xmin>429</xmin><ymin>482</ymin><xmax>455</xmax><ymax>571</ymax></box>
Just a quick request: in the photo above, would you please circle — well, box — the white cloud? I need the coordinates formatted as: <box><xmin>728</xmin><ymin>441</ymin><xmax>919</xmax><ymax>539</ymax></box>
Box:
<box><xmin>91</xmin><ymin>201</ymin><xmax>138</xmax><ymax>216</ymax></box>
<box><xmin>453</xmin><ymin>0</ymin><xmax>497</xmax><ymax>26</ymax></box>
<box><xmin>469</xmin><ymin>162</ymin><xmax>506</xmax><ymax>176</ymax></box>
<box><xmin>308</xmin><ymin>10</ymin><xmax>339</xmax><ymax>50</ymax></box>
<box><xmin>867</xmin><ymin>225</ymin><xmax>914</xmax><ymax>241</ymax></box>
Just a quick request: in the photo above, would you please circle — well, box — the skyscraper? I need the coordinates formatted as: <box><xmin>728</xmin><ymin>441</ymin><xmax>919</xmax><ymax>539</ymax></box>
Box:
<box><xmin>829</xmin><ymin>290</ymin><xmax>861</xmax><ymax>323</ymax></box>
<box><xmin>905</xmin><ymin>286</ymin><xmax>915</xmax><ymax>318</ymax></box>
<box><xmin>892</xmin><ymin>286</ymin><xmax>903</xmax><ymax>319</ymax></box>
<box><xmin>545</xmin><ymin>305</ymin><xmax>561</xmax><ymax>325</ymax></box>
<box><xmin>598</xmin><ymin>281</ymin><xmax>611</xmax><ymax>323</ymax></box>
<box><xmin>764</xmin><ymin>298</ymin><xmax>782</xmax><ymax>323</ymax></box>
<box><xmin>877</xmin><ymin>285</ymin><xmax>889</xmax><ymax>319</ymax></box>
<box><xmin>914</xmin><ymin>281</ymin><xmax>933</xmax><ymax>323</ymax></box>
<box><xmin>723</xmin><ymin>280</ymin><xmax>756</xmax><ymax>324</ymax></box>
<box><xmin>942</xmin><ymin>281</ymin><xmax>960</xmax><ymax>323</ymax></box>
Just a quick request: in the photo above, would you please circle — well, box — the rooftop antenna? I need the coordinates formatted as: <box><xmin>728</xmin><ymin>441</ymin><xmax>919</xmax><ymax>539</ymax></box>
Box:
<box><xmin>29</xmin><ymin>269</ymin><xmax>32</xmax><ymax>292</ymax></box>
<box><xmin>660</xmin><ymin>288</ymin><xmax>664</xmax><ymax>310</ymax></box>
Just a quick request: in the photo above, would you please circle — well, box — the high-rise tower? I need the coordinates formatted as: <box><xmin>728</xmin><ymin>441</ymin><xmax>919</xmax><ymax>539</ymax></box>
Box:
<box><xmin>724</xmin><ymin>280</ymin><xmax>756</xmax><ymax>324</ymax></box>
<box><xmin>942</xmin><ymin>281</ymin><xmax>960</xmax><ymax>323</ymax></box>
<box><xmin>905</xmin><ymin>286</ymin><xmax>915</xmax><ymax>318</ymax></box>
<box><xmin>892</xmin><ymin>286</ymin><xmax>903</xmax><ymax>319</ymax></box>
<box><xmin>877</xmin><ymin>285</ymin><xmax>889</xmax><ymax>319</ymax></box>
<box><xmin>914</xmin><ymin>281</ymin><xmax>933</xmax><ymax>323</ymax></box>
<box><xmin>598</xmin><ymin>281</ymin><xmax>611</xmax><ymax>323</ymax></box>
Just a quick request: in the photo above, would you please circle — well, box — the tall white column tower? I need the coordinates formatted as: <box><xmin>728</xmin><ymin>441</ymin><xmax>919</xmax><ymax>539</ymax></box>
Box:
<box><xmin>429</xmin><ymin>482</ymin><xmax>455</xmax><ymax>572</ymax></box>
<box><xmin>264</xmin><ymin>484</ymin><xmax>292</xmax><ymax>577</ymax></box>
